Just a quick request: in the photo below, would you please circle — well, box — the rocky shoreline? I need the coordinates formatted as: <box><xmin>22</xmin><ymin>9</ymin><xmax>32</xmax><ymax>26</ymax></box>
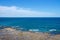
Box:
<box><xmin>0</xmin><ymin>28</ymin><xmax>60</xmax><ymax>40</ymax></box>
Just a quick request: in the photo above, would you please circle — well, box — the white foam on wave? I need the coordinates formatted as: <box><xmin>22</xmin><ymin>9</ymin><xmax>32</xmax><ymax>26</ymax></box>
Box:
<box><xmin>29</xmin><ymin>29</ymin><xmax>39</xmax><ymax>32</ymax></box>
<box><xmin>49</xmin><ymin>29</ymin><xmax>57</xmax><ymax>32</ymax></box>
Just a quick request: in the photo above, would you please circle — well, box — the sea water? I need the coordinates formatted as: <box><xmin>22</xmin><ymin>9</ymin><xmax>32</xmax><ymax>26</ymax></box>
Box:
<box><xmin>0</xmin><ymin>17</ymin><xmax>60</xmax><ymax>33</ymax></box>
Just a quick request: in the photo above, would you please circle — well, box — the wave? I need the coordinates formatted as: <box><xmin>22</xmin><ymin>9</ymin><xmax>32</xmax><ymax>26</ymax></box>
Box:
<box><xmin>29</xmin><ymin>29</ymin><xmax>39</xmax><ymax>32</ymax></box>
<box><xmin>49</xmin><ymin>29</ymin><xmax>60</xmax><ymax>35</ymax></box>
<box><xmin>49</xmin><ymin>29</ymin><xmax>57</xmax><ymax>32</ymax></box>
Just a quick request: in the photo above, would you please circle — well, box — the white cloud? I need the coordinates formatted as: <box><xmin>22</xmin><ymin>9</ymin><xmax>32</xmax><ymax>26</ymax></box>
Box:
<box><xmin>0</xmin><ymin>6</ymin><xmax>60</xmax><ymax>17</ymax></box>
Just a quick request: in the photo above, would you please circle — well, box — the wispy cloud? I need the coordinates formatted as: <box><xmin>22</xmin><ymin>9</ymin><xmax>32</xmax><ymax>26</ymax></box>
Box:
<box><xmin>0</xmin><ymin>6</ymin><xmax>59</xmax><ymax>17</ymax></box>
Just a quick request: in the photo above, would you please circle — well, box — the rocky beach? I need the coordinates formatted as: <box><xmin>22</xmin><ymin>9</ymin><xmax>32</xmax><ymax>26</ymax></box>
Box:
<box><xmin>0</xmin><ymin>27</ymin><xmax>60</xmax><ymax>40</ymax></box>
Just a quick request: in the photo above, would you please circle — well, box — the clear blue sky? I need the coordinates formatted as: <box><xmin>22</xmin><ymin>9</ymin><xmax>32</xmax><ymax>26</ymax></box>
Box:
<box><xmin>0</xmin><ymin>0</ymin><xmax>60</xmax><ymax>17</ymax></box>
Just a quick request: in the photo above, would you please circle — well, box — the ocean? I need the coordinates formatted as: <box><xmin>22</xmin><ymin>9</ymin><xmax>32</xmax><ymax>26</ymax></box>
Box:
<box><xmin>0</xmin><ymin>17</ymin><xmax>60</xmax><ymax>32</ymax></box>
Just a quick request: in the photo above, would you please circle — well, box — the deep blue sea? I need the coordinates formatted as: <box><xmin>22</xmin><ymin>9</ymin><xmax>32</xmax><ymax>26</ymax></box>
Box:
<box><xmin>0</xmin><ymin>17</ymin><xmax>60</xmax><ymax>32</ymax></box>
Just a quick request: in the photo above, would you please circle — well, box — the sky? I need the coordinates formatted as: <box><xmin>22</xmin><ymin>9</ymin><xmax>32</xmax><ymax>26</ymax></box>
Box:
<box><xmin>0</xmin><ymin>0</ymin><xmax>60</xmax><ymax>17</ymax></box>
